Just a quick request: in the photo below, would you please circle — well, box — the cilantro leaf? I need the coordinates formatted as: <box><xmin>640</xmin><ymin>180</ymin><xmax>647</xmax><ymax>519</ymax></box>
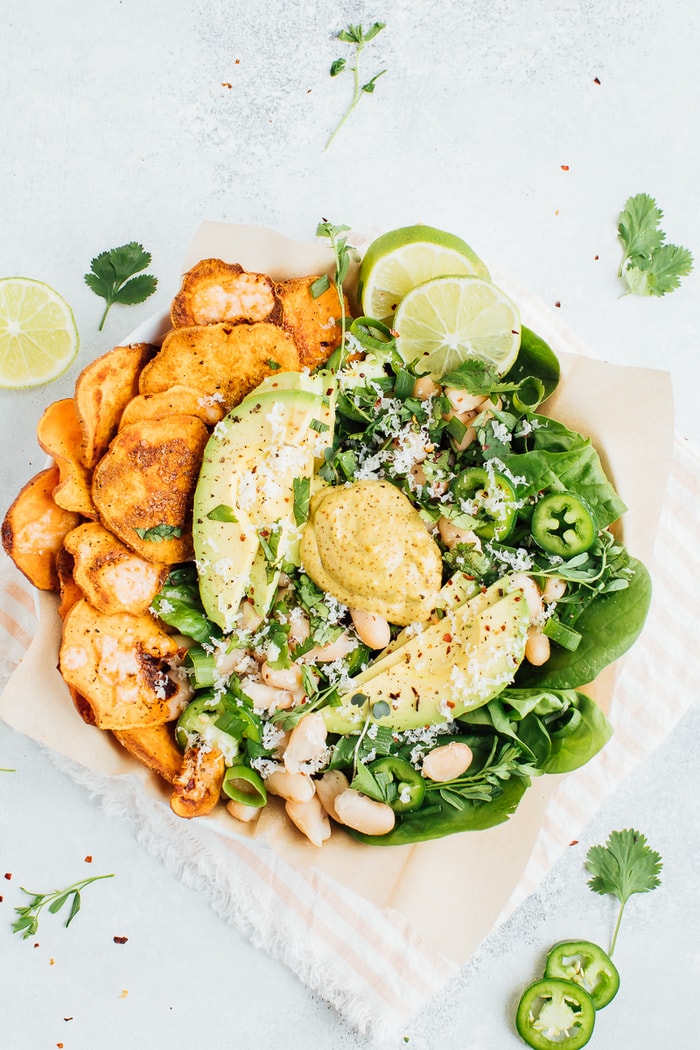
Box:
<box><xmin>85</xmin><ymin>242</ymin><xmax>158</xmax><ymax>330</ymax></box>
<box><xmin>134</xmin><ymin>523</ymin><xmax>183</xmax><ymax>541</ymax></box>
<box><xmin>617</xmin><ymin>194</ymin><xmax>693</xmax><ymax>296</ymax></box>
<box><xmin>585</xmin><ymin>828</ymin><xmax>663</xmax><ymax>954</ymax></box>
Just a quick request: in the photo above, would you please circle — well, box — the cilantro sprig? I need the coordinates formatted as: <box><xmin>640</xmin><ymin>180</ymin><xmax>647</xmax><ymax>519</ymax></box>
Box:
<box><xmin>85</xmin><ymin>241</ymin><xmax>158</xmax><ymax>330</ymax></box>
<box><xmin>325</xmin><ymin>22</ymin><xmax>386</xmax><ymax>150</ymax></box>
<box><xmin>12</xmin><ymin>873</ymin><xmax>114</xmax><ymax>939</ymax></box>
<box><xmin>617</xmin><ymin>194</ymin><xmax>693</xmax><ymax>297</ymax></box>
<box><xmin>585</xmin><ymin>828</ymin><xmax>663</xmax><ymax>954</ymax></box>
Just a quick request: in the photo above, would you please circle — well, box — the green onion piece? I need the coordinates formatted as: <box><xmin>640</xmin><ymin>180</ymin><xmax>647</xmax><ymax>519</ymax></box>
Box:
<box><xmin>393</xmin><ymin>367</ymin><xmax>416</xmax><ymax>400</ymax></box>
<box><xmin>512</xmin><ymin>375</ymin><xmax>545</xmax><ymax>413</ymax></box>
<box><xmin>446</xmin><ymin>414</ymin><xmax>468</xmax><ymax>443</ymax></box>
<box><xmin>543</xmin><ymin>617</ymin><xmax>582</xmax><ymax>651</ymax></box>
<box><xmin>184</xmin><ymin>647</ymin><xmax>218</xmax><ymax>687</ymax></box>
<box><xmin>349</xmin><ymin>316</ymin><xmax>396</xmax><ymax>353</ymax></box>
<box><xmin>222</xmin><ymin>765</ymin><xmax>267</xmax><ymax>807</ymax></box>
<box><xmin>310</xmin><ymin>274</ymin><xmax>331</xmax><ymax>299</ymax></box>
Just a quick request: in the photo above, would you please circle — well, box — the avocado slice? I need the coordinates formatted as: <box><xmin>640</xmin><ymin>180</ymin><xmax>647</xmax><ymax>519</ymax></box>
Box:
<box><xmin>322</xmin><ymin>581</ymin><xmax>530</xmax><ymax>733</ymax></box>
<box><xmin>193</xmin><ymin>375</ymin><xmax>334</xmax><ymax>632</ymax></box>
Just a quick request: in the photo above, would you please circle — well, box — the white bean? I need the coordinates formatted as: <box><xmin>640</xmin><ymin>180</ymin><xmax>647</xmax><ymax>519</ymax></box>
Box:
<box><xmin>238</xmin><ymin>600</ymin><xmax>263</xmax><ymax>632</ymax></box>
<box><xmin>350</xmin><ymin>608</ymin><xmax>391</xmax><ymax>650</ymax></box>
<box><xmin>265</xmin><ymin>769</ymin><xmax>316</xmax><ymax>803</ymax></box>
<box><xmin>283</xmin><ymin>712</ymin><xmax>328</xmax><ymax>774</ymax></box>
<box><xmin>315</xmin><ymin>769</ymin><xmax>350</xmax><ymax>820</ymax></box>
<box><xmin>543</xmin><ymin>576</ymin><xmax>567</xmax><ymax>603</ymax></box>
<box><xmin>241</xmin><ymin>679</ymin><xmax>296</xmax><ymax>712</ymax></box>
<box><xmin>261</xmin><ymin>660</ymin><xmax>303</xmax><ymax>691</ymax></box>
<box><xmin>451</xmin><ymin>421</ymin><xmax>478</xmax><ymax>452</ymax></box>
<box><xmin>525</xmin><ymin>626</ymin><xmax>551</xmax><ymax>666</ymax></box>
<box><xmin>413</xmin><ymin>375</ymin><xmax>441</xmax><ymax>399</ymax></box>
<box><xmin>302</xmin><ymin>631</ymin><xmax>357</xmax><ymax>664</ymax></box>
<box><xmin>510</xmin><ymin>573</ymin><xmax>544</xmax><ymax>620</ymax></box>
<box><xmin>445</xmin><ymin>387</ymin><xmax>486</xmax><ymax>414</ymax></box>
<box><xmin>333</xmin><ymin>789</ymin><xmax>396</xmax><ymax>836</ymax></box>
<box><xmin>438</xmin><ymin>517</ymin><xmax>482</xmax><ymax>551</ymax></box>
<box><xmin>285</xmin><ymin>795</ymin><xmax>331</xmax><ymax>848</ymax></box>
<box><xmin>226</xmin><ymin>799</ymin><xmax>262</xmax><ymax>824</ymax></box>
<box><xmin>422</xmin><ymin>741</ymin><xmax>474</xmax><ymax>782</ymax></box>
<box><xmin>287</xmin><ymin>608</ymin><xmax>311</xmax><ymax>645</ymax></box>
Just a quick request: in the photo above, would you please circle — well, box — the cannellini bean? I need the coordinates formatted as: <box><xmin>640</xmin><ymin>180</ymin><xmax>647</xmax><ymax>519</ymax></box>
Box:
<box><xmin>214</xmin><ymin>646</ymin><xmax>249</xmax><ymax>677</ymax></box>
<box><xmin>302</xmin><ymin>631</ymin><xmax>357</xmax><ymax>664</ymax></box>
<box><xmin>543</xmin><ymin>576</ymin><xmax>567</xmax><ymax>602</ymax></box>
<box><xmin>438</xmin><ymin>516</ymin><xmax>482</xmax><ymax>551</ymax></box>
<box><xmin>510</xmin><ymin>573</ymin><xmax>544</xmax><ymax>619</ymax></box>
<box><xmin>242</xmin><ymin>679</ymin><xmax>296</xmax><ymax>712</ymax></box>
<box><xmin>283</xmin><ymin>712</ymin><xmax>328</xmax><ymax>774</ymax></box>
<box><xmin>261</xmin><ymin>660</ymin><xmax>303</xmax><ymax>691</ymax></box>
<box><xmin>265</xmin><ymin>769</ymin><xmax>316</xmax><ymax>803</ymax></box>
<box><xmin>238</xmin><ymin>600</ymin><xmax>263</xmax><ymax>632</ymax></box>
<box><xmin>226</xmin><ymin>799</ymin><xmax>262</xmax><ymax>824</ymax></box>
<box><xmin>315</xmin><ymin>769</ymin><xmax>350</xmax><ymax>820</ymax></box>
<box><xmin>287</xmin><ymin>608</ymin><xmax>311</xmax><ymax>645</ymax></box>
<box><xmin>413</xmin><ymin>375</ymin><xmax>441</xmax><ymax>399</ymax></box>
<box><xmin>451</xmin><ymin>422</ymin><xmax>478</xmax><ymax>452</ymax></box>
<box><xmin>445</xmin><ymin>387</ymin><xmax>486</xmax><ymax>414</ymax></box>
<box><xmin>285</xmin><ymin>795</ymin><xmax>331</xmax><ymax>848</ymax></box>
<box><xmin>333</xmin><ymin>789</ymin><xmax>396</xmax><ymax>836</ymax></box>
<box><xmin>350</xmin><ymin>608</ymin><xmax>391</xmax><ymax>650</ymax></box>
<box><xmin>525</xmin><ymin>626</ymin><xmax>551</xmax><ymax>666</ymax></box>
<box><xmin>410</xmin><ymin>462</ymin><xmax>428</xmax><ymax>488</ymax></box>
<box><xmin>422</xmin><ymin>741</ymin><xmax>474</xmax><ymax>782</ymax></box>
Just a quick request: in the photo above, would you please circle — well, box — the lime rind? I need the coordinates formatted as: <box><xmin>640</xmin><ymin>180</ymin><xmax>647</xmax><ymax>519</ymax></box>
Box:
<box><xmin>0</xmin><ymin>277</ymin><xmax>79</xmax><ymax>389</ymax></box>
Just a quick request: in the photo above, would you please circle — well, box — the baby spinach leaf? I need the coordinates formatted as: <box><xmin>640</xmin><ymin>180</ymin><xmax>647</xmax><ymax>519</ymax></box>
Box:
<box><xmin>502</xmin><ymin>325</ymin><xmax>561</xmax><ymax>401</ymax></box>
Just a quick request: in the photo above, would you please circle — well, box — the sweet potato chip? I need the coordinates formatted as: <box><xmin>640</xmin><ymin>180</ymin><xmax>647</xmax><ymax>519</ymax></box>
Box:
<box><xmin>68</xmin><ymin>684</ymin><xmax>97</xmax><ymax>726</ymax></box>
<box><xmin>91</xmin><ymin>414</ymin><xmax>209</xmax><ymax>565</ymax></box>
<box><xmin>75</xmin><ymin>343</ymin><xmax>155</xmax><ymax>468</ymax></box>
<box><xmin>36</xmin><ymin>398</ymin><xmax>97</xmax><ymax>519</ymax></box>
<box><xmin>55</xmin><ymin>546</ymin><xmax>84</xmax><ymax>620</ymax></box>
<box><xmin>112</xmin><ymin>724</ymin><xmax>184</xmax><ymax>784</ymax></box>
<box><xmin>170</xmin><ymin>745</ymin><xmax>225</xmax><ymax>818</ymax></box>
<box><xmin>118</xmin><ymin>385</ymin><xmax>226</xmax><ymax>430</ymax></box>
<box><xmin>138</xmin><ymin>322</ymin><xmax>300</xmax><ymax>413</ymax></box>
<box><xmin>59</xmin><ymin>599</ymin><xmax>187</xmax><ymax>729</ymax></box>
<box><xmin>170</xmin><ymin>258</ymin><xmax>281</xmax><ymax>328</ymax></box>
<box><xmin>1</xmin><ymin>467</ymin><xmax>82</xmax><ymax>591</ymax></box>
<box><xmin>63</xmin><ymin>521</ymin><xmax>169</xmax><ymax>616</ymax></box>
<box><xmin>275</xmin><ymin>276</ymin><xmax>345</xmax><ymax>370</ymax></box>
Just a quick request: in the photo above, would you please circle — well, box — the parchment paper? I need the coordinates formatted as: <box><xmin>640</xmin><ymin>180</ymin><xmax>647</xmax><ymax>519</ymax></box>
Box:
<box><xmin>0</xmin><ymin>223</ymin><xmax>674</xmax><ymax>964</ymax></box>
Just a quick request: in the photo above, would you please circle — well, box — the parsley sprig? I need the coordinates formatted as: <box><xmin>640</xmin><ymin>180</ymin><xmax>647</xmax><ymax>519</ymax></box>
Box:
<box><xmin>85</xmin><ymin>241</ymin><xmax>158</xmax><ymax>330</ymax></box>
<box><xmin>325</xmin><ymin>22</ymin><xmax>386</xmax><ymax>150</ymax></box>
<box><xmin>314</xmin><ymin>220</ymin><xmax>354</xmax><ymax>343</ymax></box>
<box><xmin>12</xmin><ymin>873</ymin><xmax>115</xmax><ymax>939</ymax></box>
<box><xmin>617</xmin><ymin>193</ymin><xmax>693</xmax><ymax>297</ymax></box>
<box><xmin>585</xmin><ymin>828</ymin><xmax>663</xmax><ymax>955</ymax></box>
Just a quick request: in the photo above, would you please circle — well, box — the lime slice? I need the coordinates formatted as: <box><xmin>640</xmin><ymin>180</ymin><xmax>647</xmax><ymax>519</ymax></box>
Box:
<box><xmin>393</xmin><ymin>274</ymin><xmax>521</xmax><ymax>379</ymax></box>
<box><xmin>358</xmin><ymin>225</ymin><xmax>490</xmax><ymax>320</ymax></box>
<box><xmin>0</xmin><ymin>277</ymin><xmax>79</xmax><ymax>389</ymax></box>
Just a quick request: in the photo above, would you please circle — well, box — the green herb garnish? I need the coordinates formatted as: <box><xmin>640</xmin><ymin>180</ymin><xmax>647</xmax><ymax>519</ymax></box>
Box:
<box><xmin>292</xmin><ymin>476</ymin><xmax>311</xmax><ymax>525</ymax></box>
<box><xmin>135</xmin><ymin>523</ymin><xmax>183</xmax><ymax>541</ymax></box>
<box><xmin>585</xmin><ymin>828</ymin><xmax>663</xmax><ymax>954</ymax></box>
<box><xmin>325</xmin><ymin>22</ymin><xmax>386</xmax><ymax>150</ymax></box>
<box><xmin>206</xmin><ymin>504</ymin><xmax>239</xmax><ymax>523</ymax></box>
<box><xmin>12</xmin><ymin>873</ymin><xmax>114</xmax><ymax>939</ymax></box>
<box><xmin>315</xmin><ymin>220</ymin><xmax>353</xmax><ymax>343</ymax></box>
<box><xmin>617</xmin><ymin>193</ymin><xmax>693</xmax><ymax>296</ymax></box>
<box><xmin>84</xmin><ymin>242</ymin><xmax>158</xmax><ymax>330</ymax></box>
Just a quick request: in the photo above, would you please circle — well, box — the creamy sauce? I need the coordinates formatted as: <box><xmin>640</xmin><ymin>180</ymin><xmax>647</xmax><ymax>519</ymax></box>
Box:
<box><xmin>300</xmin><ymin>479</ymin><xmax>442</xmax><ymax>625</ymax></box>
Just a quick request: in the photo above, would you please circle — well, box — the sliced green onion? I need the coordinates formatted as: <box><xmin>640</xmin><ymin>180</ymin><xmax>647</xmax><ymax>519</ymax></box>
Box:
<box><xmin>393</xmin><ymin>367</ymin><xmax>416</xmax><ymax>400</ymax></box>
<box><xmin>185</xmin><ymin>647</ymin><xmax>218</xmax><ymax>687</ymax></box>
<box><xmin>310</xmin><ymin>274</ymin><xmax>331</xmax><ymax>299</ymax></box>
<box><xmin>222</xmin><ymin>765</ymin><xmax>267</xmax><ymax>807</ymax></box>
<box><xmin>543</xmin><ymin>617</ymin><xmax>582</xmax><ymax>651</ymax></box>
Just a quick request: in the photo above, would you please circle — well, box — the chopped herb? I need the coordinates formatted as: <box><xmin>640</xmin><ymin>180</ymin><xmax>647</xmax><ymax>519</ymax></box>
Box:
<box><xmin>325</xmin><ymin>22</ymin><xmax>387</xmax><ymax>150</ymax></box>
<box><xmin>206</xmin><ymin>504</ymin><xmax>239</xmax><ymax>523</ymax></box>
<box><xmin>310</xmin><ymin>418</ymin><xmax>330</xmax><ymax>433</ymax></box>
<box><xmin>585</xmin><ymin>828</ymin><xmax>663</xmax><ymax>954</ymax></box>
<box><xmin>12</xmin><ymin>874</ymin><xmax>114</xmax><ymax>939</ymax></box>
<box><xmin>292</xmin><ymin>476</ymin><xmax>311</xmax><ymax>525</ymax></box>
<box><xmin>617</xmin><ymin>193</ymin><xmax>693</xmax><ymax>296</ymax></box>
<box><xmin>84</xmin><ymin>242</ymin><xmax>157</xmax><ymax>330</ymax></box>
<box><xmin>310</xmin><ymin>274</ymin><xmax>331</xmax><ymax>299</ymax></box>
<box><xmin>316</xmin><ymin>220</ymin><xmax>354</xmax><ymax>343</ymax></box>
<box><xmin>266</xmin><ymin>358</ymin><xmax>281</xmax><ymax>370</ymax></box>
<box><xmin>134</xmin><ymin>523</ymin><xmax>183</xmax><ymax>541</ymax></box>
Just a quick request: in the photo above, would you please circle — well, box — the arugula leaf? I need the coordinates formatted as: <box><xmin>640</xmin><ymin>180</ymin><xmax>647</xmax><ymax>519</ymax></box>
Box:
<box><xmin>325</xmin><ymin>22</ymin><xmax>386</xmax><ymax>150</ymax></box>
<box><xmin>85</xmin><ymin>241</ymin><xmax>158</xmax><ymax>329</ymax></box>
<box><xmin>617</xmin><ymin>194</ymin><xmax>693</xmax><ymax>297</ymax></box>
<box><xmin>12</xmin><ymin>874</ymin><xmax>114</xmax><ymax>939</ymax></box>
<box><xmin>585</xmin><ymin>828</ymin><xmax>663</xmax><ymax>954</ymax></box>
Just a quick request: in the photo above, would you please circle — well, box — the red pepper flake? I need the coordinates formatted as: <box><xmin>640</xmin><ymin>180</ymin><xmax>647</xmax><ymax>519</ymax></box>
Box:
<box><xmin>446</xmin><ymin>700</ymin><xmax>455</xmax><ymax>709</ymax></box>
<box><xmin>50</xmin><ymin>958</ymin><xmax>55</xmax><ymax>965</ymax></box>
<box><xmin>594</xmin><ymin>255</ymin><xmax>599</xmax><ymax>261</ymax></box>
<box><xmin>570</xmin><ymin>839</ymin><xmax>579</xmax><ymax>846</ymax></box>
<box><xmin>235</xmin><ymin>58</ymin><xmax>240</xmax><ymax>65</ymax></box>
<box><xmin>593</xmin><ymin>76</ymin><xmax>601</xmax><ymax>85</ymax></box>
<box><xmin>57</xmin><ymin>1044</ymin><xmax>64</xmax><ymax>1048</ymax></box>
<box><xmin>34</xmin><ymin>942</ymin><xmax>40</xmax><ymax>948</ymax></box>
<box><xmin>442</xmin><ymin>633</ymin><xmax>452</xmax><ymax>643</ymax></box>
<box><xmin>4</xmin><ymin>872</ymin><xmax>12</xmax><ymax>880</ymax></box>
<box><xmin>113</xmin><ymin>935</ymin><xmax>129</xmax><ymax>944</ymax></box>
<box><xmin>221</xmin><ymin>82</ymin><xmax>232</xmax><ymax>89</ymax></box>
<box><xmin>560</xmin><ymin>164</ymin><xmax>570</xmax><ymax>171</ymax></box>
<box><xmin>0</xmin><ymin>895</ymin><xmax>3</xmax><ymax>903</ymax></box>
<box><xmin>64</xmin><ymin>1017</ymin><xmax>74</xmax><ymax>1022</ymax></box>
<box><xmin>84</xmin><ymin>855</ymin><xmax>93</xmax><ymax>864</ymax></box>
<box><xmin>554</xmin><ymin>300</ymin><xmax>561</xmax><ymax>308</ymax></box>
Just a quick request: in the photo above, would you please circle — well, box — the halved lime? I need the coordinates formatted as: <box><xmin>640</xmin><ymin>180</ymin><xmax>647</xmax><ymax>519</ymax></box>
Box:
<box><xmin>0</xmin><ymin>277</ymin><xmax>79</xmax><ymax>389</ymax></box>
<box><xmin>358</xmin><ymin>225</ymin><xmax>490</xmax><ymax>320</ymax></box>
<box><xmin>393</xmin><ymin>274</ymin><xmax>521</xmax><ymax>379</ymax></box>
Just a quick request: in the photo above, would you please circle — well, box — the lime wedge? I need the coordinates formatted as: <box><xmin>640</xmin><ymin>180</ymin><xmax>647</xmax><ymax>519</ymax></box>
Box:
<box><xmin>393</xmin><ymin>274</ymin><xmax>521</xmax><ymax>380</ymax></box>
<box><xmin>358</xmin><ymin>225</ymin><xmax>490</xmax><ymax>320</ymax></box>
<box><xmin>0</xmin><ymin>277</ymin><xmax>79</xmax><ymax>389</ymax></box>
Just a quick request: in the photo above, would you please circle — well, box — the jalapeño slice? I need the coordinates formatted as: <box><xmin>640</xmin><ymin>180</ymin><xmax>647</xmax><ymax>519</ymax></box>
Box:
<box><xmin>516</xmin><ymin>977</ymin><xmax>596</xmax><ymax>1049</ymax></box>
<box><xmin>450</xmin><ymin>466</ymin><xmax>517</xmax><ymax>541</ymax></box>
<box><xmin>544</xmin><ymin>939</ymin><xmax>620</xmax><ymax>1009</ymax></box>
<box><xmin>531</xmin><ymin>492</ymin><xmax>597</xmax><ymax>558</ymax></box>
<box><xmin>369</xmin><ymin>756</ymin><xmax>426</xmax><ymax>812</ymax></box>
